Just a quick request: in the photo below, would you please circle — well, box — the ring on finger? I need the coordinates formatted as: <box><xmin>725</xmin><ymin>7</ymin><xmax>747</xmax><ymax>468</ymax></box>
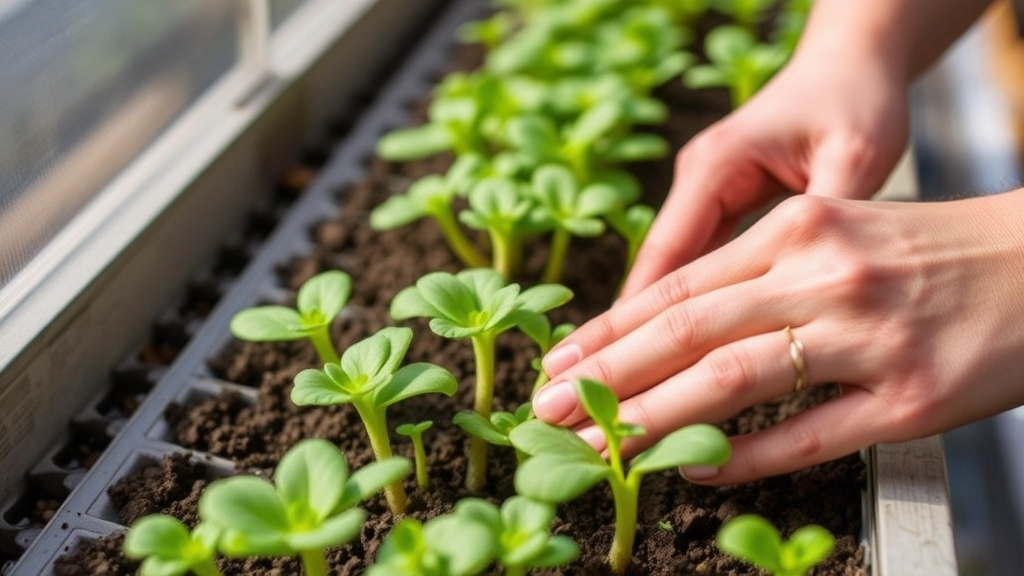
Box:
<box><xmin>783</xmin><ymin>326</ymin><xmax>808</xmax><ymax>392</ymax></box>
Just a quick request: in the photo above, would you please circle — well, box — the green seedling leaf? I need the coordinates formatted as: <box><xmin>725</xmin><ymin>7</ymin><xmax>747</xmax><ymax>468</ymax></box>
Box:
<box><xmin>376</xmin><ymin>363</ymin><xmax>458</xmax><ymax>408</ymax></box>
<box><xmin>452</xmin><ymin>497</ymin><xmax>579</xmax><ymax>571</ymax></box>
<box><xmin>297</xmin><ymin>271</ymin><xmax>351</xmax><ymax>323</ymax></box>
<box><xmin>515</xmin><ymin>453</ymin><xmax>611</xmax><ymax>502</ymax></box>
<box><xmin>684</xmin><ymin>24</ymin><xmax>789</xmax><ymax>107</ymax></box>
<box><xmin>717</xmin><ymin>514</ymin><xmax>836</xmax><ymax>576</ymax></box>
<box><xmin>372</xmin><ymin>515</ymin><xmax>497</xmax><ymax>576</ymax></box>
<box><xmin>396</xmin><ymin>420</ymin><xmax>433</xmax><ymax>489</ymax></box>
<box><xmin>630</xmin><ymin>423</ymin><xmax>731</xmax><ymax>474</ymax></box>
<box><xmin>123</xmin><ymin>516</ymin><xmax>223</xmax><ymax>576</ymax></box>
<box><xmin>453</xmin><ymin>411</ymin><xmax>512</xmax><ymax>446</ymax></box>
<box><xmin>602</xmin><ymin>133</ymin><xmax>669</xmax><ymax>162</ymax></box>
<box><xmin>397</xmin><ymin>421</ymin><xmax>433</xmax><ymax>436</ymax></box>
<box><xmin>377</xmin><ymin>124</ymin><xmax>454</xmax><ymax>161</ymax></box>
<box><xmin>510</xmin><ymin>418</ymin><xmax>602</xmax><ymax>461</ymax></box>
<box><xmin>338</xmin><ymin>457</ymin><xmax>411</xmax><ymax>511</ymax></box>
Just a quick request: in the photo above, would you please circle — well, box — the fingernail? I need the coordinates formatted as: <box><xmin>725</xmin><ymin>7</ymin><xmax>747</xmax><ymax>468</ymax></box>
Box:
<box><xmin>576</xmin><ymin>426</ymin><xmax>606</xmax><ymax>451</ymax></box>
<box><xmin>542</xmin><ymin>344</ymin><xmax>581</xmax><ymax>377</ymax></box>
<box><xmin>680</xmin><ymin>465</ymin><xmax>720</xmax><ymax>482</ymax></box>
<box><xmin>532</xmin><ymin>381</ymin><xmax>576</xmax><ymax>423</ymax></box>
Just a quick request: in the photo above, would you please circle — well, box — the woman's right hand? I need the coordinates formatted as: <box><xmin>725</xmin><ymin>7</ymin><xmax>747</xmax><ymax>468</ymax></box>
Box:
<box><xmin>621</xmin><ymin>40</ymin><xmax>911</xmax><ymax>298</ymax></box>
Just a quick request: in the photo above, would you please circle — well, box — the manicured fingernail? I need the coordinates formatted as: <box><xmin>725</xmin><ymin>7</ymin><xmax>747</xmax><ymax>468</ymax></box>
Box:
<box><xmin>532</xmin><ymin>381</ymin><xmax>576</xmax><ymax>423</ymax></box>
<box><xmin>576</xmin><ymin>426</ymin><xmax>606</xmax><ymax>451</ymax></box>
<box><xmin>680</xmin><ymin>465</ymin><xmax>720</xmax><ymax>482</ymax></box>
<box><xmin>542</xmin><ymin>344</ymin><xmax>581</xmax><ymax>377</ymax></box>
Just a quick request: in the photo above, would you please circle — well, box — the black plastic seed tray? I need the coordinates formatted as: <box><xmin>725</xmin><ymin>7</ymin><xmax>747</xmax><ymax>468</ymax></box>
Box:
<box><xmin>6</xmin><ymin>1</ymin><xmax>484</xmax><ymax>573</ymax></box>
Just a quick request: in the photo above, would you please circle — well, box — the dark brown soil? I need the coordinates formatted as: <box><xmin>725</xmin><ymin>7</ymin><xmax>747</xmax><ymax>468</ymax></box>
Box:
<box><xmin>54</xmin><ymin>26</ymin><xmax>865</xmax><ymax>576</ymax></box>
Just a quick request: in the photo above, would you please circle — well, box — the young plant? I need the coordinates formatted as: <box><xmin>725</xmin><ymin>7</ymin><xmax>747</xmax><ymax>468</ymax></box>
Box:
<box><xmin>458</xmin><ymin>178</ymin><xmax>533</xmax><ymax>280</ymax></box>
<box><xmin>291</xmin><ymin>327</ymin><xmax>457</xmax><ymax>514</ymax></box>
<box><xmin>606</xmin><ymin>203</ymin><xmax>656</xmax><ymax>277</ymax></box>
<box><xmin>390</xmin><ymin>269</ymin><xmax>573</xmax><ymax>491</ymax></box>
<box><xmin>377</xmin><ymin>74</ymin><xmax>486</xmax><ymax>161</ymax></box>
<box><xmin>683</xmin><ymin>24</ymin><xmax>788</xmax><ymax>107</ymax></box>
<box><xmin>198</xmin><ymin>439</ymin><xmax>409</xmax><ymax>576</ymax></box>
<box><xmin>453</xmin><ymin>403</ymin><xmax>533</xmax><ymax>463</ymax></box>
<box><xmin>457</xmin><ymin>12</ymin><xmax>516</xmax><ymax>51</ymax></box>
<box><xmin>591</xmin><ymin>6</ymin><xmax>695</xmax><ymax>92</ymax></box>
<box><xmin>528</xmin><ymin>164</ymin><xmax>623</xmax><ymax>283</ymax></box>
<box><xmin>547</xmin><ymin>74</ymin><xmax>668</xmax><ymax>126</ymax></box>
<box><xmin>454</xmin><ymin>496</ymin><xmax>579</xmax><ymax>576</ymax></box>
<box><xmin>709</xmin><ymin>0</ymin><xmax>778</xmax><ymax>32</ymax></box>
<box><xmin>510</xmin><ymin>378</ymin><xmax>731</xmax><ymax>575</ymax></box>
<box><xmin>123</xmin><ymin>516</ymin><xmax>223</xmax><ymax>576</ymax></box>
<box><xmin>517</xmin><ymin>314</ymin><xmax>575</xmax><ymax>395</ymax></box>
<box><xmin>367</xmin><ymin>514</ymin><xmax>496</xmax><ymax>576</ymax></box>
<box><xmin>717</xmin><ymin>514</ymin><xmax>835</xmax><ymax>576</ymax></box>
<box><xmin>371</xmin><ymin>154</ymin><xmax>490</xmax><ymax>268</ymax></box>
<box><xmin>396</xmin><ymin>420</ymin><xmax>434</xmax><ymax>489</ymax></box>
<box><xmin>230</xmin><ymin>270</ymin><xmax>350</xmax><ymax>365</ymax></box>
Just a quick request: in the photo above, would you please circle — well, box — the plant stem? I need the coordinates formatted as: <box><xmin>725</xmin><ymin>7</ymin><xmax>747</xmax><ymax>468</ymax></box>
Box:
<box><xmin>193</xmin><ymin>559</ymin><xmax>225</xmax><ymax>576</ymax></box>
<box><xmin>530</xmin><ymin>369</ymin><xmax>549</xmax><ymax>399</ymax></box>
<box><xmin>506</xmin><ymin>565</ymin><xmax>528</xmax><ymax>576</ymax></box>
<box><xmin>607</xmin><ymin>474</ymin><xmax>640</xmax><ymax>576</ymax></box>
<box><xmin>308</xmin><ymin>328</ymin><xmax>339</xmax><ymax>365</ymax></box>
<box><xmin>299</xmin><ymin>549</ymin><xmax>328</xmax><ymax>576</ymax></box>
<box><xmin>466</xmin><ymin>333</ymin><xmax>496</xmax><ymax>492</ymax></box>
<box><xmin>436</xmin><ymin>209</ymin><xmax>489</xmax><ymax>268</ymax></box>
<box><xmin>411</xmin><ymin>432</ymin><xmax>429</xmax><ymax>489</ymax></box>
<box><xmin>732</xmin><ymin>74</ymin><xmax>756</xmax><ymax>108</ymax></box>
<box><xmin>541</xmin><ymin>228</ymin><xmax>571</xmax><ymax>283</ymax></box>
<box><xmin>353</xmin><ymin>401</ymin><xmax>408</xmax><ymax>514</ymax></box>
<box><xmin>490</xmin><ymin>230</ymin><xmax>515</xmax><ymax>281</ymax></box>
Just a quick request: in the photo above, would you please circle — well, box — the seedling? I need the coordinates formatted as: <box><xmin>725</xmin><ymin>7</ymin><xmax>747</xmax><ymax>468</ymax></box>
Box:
<box><xmin>683</xmin><ymin>25</ymin><xmax>788</xmax><ymax>107</ymax></box>
<box><xmin>371</xmin><ymin>154</ymin><xmax>490</xmax><ymax>268</ymax></box>
<box><xmin>657</xmin><ymin>520</ymin><xmax>673</xmax><ymax>532</ymax></box>
<box><xmin>453</xmin><ymin>403</ymin><xmax>533</xmax><ymax>463</ymax></box>
<box><xmin>547</xmin><ymin>74</ymin><xmax>668</xmax><ymax>125</ymax></box>
<box><xmin>198</xmin><ymin>439</ymin><xmax>409</xmax><ymax>576</ymax></box>
<box><xmin>458</xmin><ymin>178</ymin><xmax>533</xmax><ymax>280</ymax></box>
<box><xmin>230</xmin><ymin>270</ymin><xmax>350</xmax><ymax>365</ymax></box>
<box><xmin>123</xmin><ymin>516</ymin><xmax>223</xmax><ymax>576</ymax></box>
<box><xmin>454</xmin><ymin>496</ymin><xmax>579</xmax><ymax>576</ymax></box>
<box><xmin>606</xmin><ymin>203</ymin><xmax>656</xmax><ymax>277</ymax></box>
<box><xmin>591</xmin><ymin>6</ymin><xmax>695</xmax><ymax>92</ymax></box>
<box><xmin>390</xmin><ymin>269</ymin><xmax>572</xmax><ymax>491</ymax></box>
<box><xmin>377</xmin><ymin>74</ymin><xmax>486</xmax><ymax>161</ymax></box>
<box><xmin>717</xmin><ymin>514</ymin><xmax>835</xmax><ymax>576</ymax></box>
<box><xmin>291</xmin><ymin>327</ymin><xmax>457</xmax><ymax>514</ymax></box>
<box><xmin>396</xmin><ymin>420</ymin><xmax>434</xmax><ymax>489</ymax></box>
<box><xmin>367</xmin><ymin>514</ymin><xmax>496</xmax><ymax>576</ymax></box>
<box><xmin>458</xmin><ymin>12</ymin><xmax>516</xmax><ymax>50</ymax></box>
<box><xmin>517</xmin><ymin>314</ymin><xmax>575</xmax><ymax>395</ymax></box>
<box><xmin>528</xmin><ymin>164</ymin><xmax>623</xmax><ymax>282</ymax></box>
<box><xmin>709</xmin><ymin>0</ymin><xmax>777</xmax><ymax>32</ymax></box>
<box><xmin>510</xmin><ymin>378</ymin><xmax>731</xmax><ymax>574</ymax></box>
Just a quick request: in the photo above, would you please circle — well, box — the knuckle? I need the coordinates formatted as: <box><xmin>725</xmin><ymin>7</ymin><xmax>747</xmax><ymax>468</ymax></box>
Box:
<box><xmin>705</xmin><ymin>346</ymin><xmax>755</xmax><ymax>398</ymax></box>
<box><xmin>655</xmin><ymin>271</ymin><xmax>692</xmax><ymax>309</ymax></box>
<box><xmin>783</xmin><ymin>419</ymin><xmax>823</xmax><ymax>461</ymax></box>
<box><xmin>770</xmin><ymin>195</ymin><xmax>836</xmax><ymax>243</ymax></box>
<box><xmin>580</xmin><ymin>356</ymin><xmax>615</xmax><ymax>387</ymax></box>
<box><xmin>663</xmin><ymin>304</ymin><xmax>697</xmax><ymax>352</ymax></box>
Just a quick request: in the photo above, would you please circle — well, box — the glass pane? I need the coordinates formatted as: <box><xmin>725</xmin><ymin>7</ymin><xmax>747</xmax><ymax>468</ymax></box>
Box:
<box><xmin>270</xmin><ymin>0</ymin><xmax>310</xmax><ymax>31</ymax></box>
<box><xmin>0</xmin><ymin>0</ymin><xmax>239</xmax><ymax>286</ymax></box>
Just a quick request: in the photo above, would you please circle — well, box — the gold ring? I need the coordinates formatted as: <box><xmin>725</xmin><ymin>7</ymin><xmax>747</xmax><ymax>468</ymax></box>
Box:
<box><xmin>783</xmin><ymin>326</ymin><xmax>808</xmax><ymax>392</ymax></box>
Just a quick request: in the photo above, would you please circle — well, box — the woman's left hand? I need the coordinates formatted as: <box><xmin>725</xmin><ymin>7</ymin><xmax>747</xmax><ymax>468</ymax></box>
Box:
<box><xmin>532</xmin><ymin>191</ymin><xmax>1024</xmax><ymax>484</ymax></box>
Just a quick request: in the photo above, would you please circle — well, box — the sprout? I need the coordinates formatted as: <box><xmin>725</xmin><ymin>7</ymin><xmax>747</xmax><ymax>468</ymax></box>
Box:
<box><xmin>390</xmin><ymin>269</ymin><xmax>572</xmax><ymax>491</ymax></box>
<box><xmin>123</xmin><ymin>516</ymin><xmax>223</xmax><ymax>576</ymax></box>
<box><xmin>510</xmin><ymin>379</ymin><xmax>731</xmax><ymax>574</ymax></box>
<box><xmin>717</xmin><ymin>514</ymin><xmax>836</xmax><ymax>576</ymax></box>
<box><xmin>517</xmin><ymin>314</ymin><xmax>575</xmax><ymax>396</ymax></box>
<box><xmin>606</xmin><ymin>203</ymin><xmax>656</xmax><ymax>278</ymax></box>
<box><xmin>683</xmin><ymin>25</ymin><xmax>788</xmax><ymax>107</ymax></box>
<box><xmin>396</xmin><ymin>420</ymin><xmax>434</xmax><ymax>490</ymax></box>
<box><xmin>371</xmin><ymin>155</ymin><xmax>490</xmax><ymax>268</ymax></box>
<box><xmin>709</xmin><ymin>0</ymin><xmax>778</xmax><ymax>32</ymax></box>
<box><xmin>591</xmin><ymin>6</ymin><xmax>695</xmax><ymax>92</ymax></box>
<box><xmin>230</xmin><ymin>270</ymin><xmax>350</xmax><ymax>365</ymax></box>
<box><xmin>547</xmin><ymin>74</ymin><xmax>669</xmax><ymax>125</ymax></box>
<box><xmin>527</xmin><ymin>164</ymin><xmax>624</xmax><ymax>283</ymax></box>
<box><xmin>458</xmin><ymin>178</ymin><xmax>533</xmax><ymax>280</ymax></box>
<box><xmin>453</xmin><ymin>403</ymin><xmax>533</xmax><ymax>464</ymax></box>
<box><xmin>199</xmin><ymin>439</ymin><xmax>409</xmax><ymax>576</ymax></box>
<box><xmin>367</xmin><ymin>515</ymin><xmax>497</xmax><ymax>576</ymax></box>
<box><xmin>458</xmin><ymin>12</ymin><xmax>516</xmax><ymax>50</ymax></box>
<box><xmin>454</xmin><ymin>496</ymin><xmax>579</xmax><ymax>576</ymax></box>
<box><xmin>291</xmin><ymin>327</ymin><xmax>457</xmax><ymax>514</ymax></box>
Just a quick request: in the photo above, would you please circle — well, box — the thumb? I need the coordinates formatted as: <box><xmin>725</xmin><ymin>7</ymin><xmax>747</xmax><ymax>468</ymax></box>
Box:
<box><xmin>805</xmin><ymin>136</ymin><xmax>889</xmax><ymax>200</ymax></box>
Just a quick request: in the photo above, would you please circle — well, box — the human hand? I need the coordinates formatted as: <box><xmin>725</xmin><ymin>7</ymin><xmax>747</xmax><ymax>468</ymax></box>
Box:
<box><xmin>532</xmin><ymin>192</ymin><xmax>1024</xmax><ymax>484</ymax></box>
<box><xmin>621</xmin><ymin>44</ymin><xmax>910</xmax><ymax>297</ymax></box>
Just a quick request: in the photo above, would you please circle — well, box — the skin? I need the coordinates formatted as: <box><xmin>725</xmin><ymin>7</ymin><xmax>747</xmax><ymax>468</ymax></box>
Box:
<box><xmin>532</xmin><ymin>0</ymin><xmax>1024</xmax><ymax>485</ymax></box>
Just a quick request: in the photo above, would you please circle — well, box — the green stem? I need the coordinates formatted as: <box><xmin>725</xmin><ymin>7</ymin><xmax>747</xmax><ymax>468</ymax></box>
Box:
<box><xmin>531</xmin><ymin>366</ymin><xmax>549</xmax><ymax>399</ymax></box>
<box><xmin>607</xmin><ymin>474</ymin><xmax>640</xmax><ymax>575</ymax></box>
<box><xmin>435</xmin><ymin>209</ymin><xmax>489</xmax><ymax>268</ymax></box>
<box><xmin>490</xmin><ymin>230</ymin><xmax>515</xmax><ymax>281</ymax></box>
<box><xmin>308</xmin><ymin>328</ymin><xmax>339</xmax><ymax>366</ymax></box>
<box><xmin>541</xmin><ymin>228</ymin><xmax>571</xmax><ymax>284</ymax></box>
<box><xmin>411</xmin><ymin>433</ymin><xmax>429</xmax><ymax>489</ymax></box>
<box><xmin>299</xmin><ymin>549</ymin><xmax>328</xmax><ymax>576</ymax></box>
<box><xmin>506</xmin><ymin>565</ymin><xmax>528</xmax><ymax>576</ymax></box>
<box><xmin>354</xmin><ymin>401</ymin><xmax>408</xmax><ymax>514</ymax></box>
<box><xmin>192</xmin><ymin>559</ymin><xmax>225</xmax><ymax>576</ymax></box>
<box><xmin>732</xmin><ymin>74</ymin><xmax>756</xmax><ymax>108</ymax></box>
<box><xmin>466</xmin><ymin>333</ymin><xmax>496</xmax><ymax>492</ymax></box>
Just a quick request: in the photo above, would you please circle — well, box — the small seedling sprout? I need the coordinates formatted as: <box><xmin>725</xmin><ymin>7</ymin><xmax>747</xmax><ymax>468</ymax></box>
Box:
<box><xmin>717</xmin><ymin>514</ymin><xmax>836</xmax><ymax>576</ymax></box>
<box><xmin>683</xmin><ymin>25</ymin><xmax>788</xmax><ymax>107</ymax></box>
<box><xmin>458</xmin><ymin>12</ymin><xmax>516</xmax><ymax>50</ymax></box>
<box><xmin>123</xmin><ymin>516</ymin><xmax>223</xmax><ymax>576</ymax></box>
<box><xmin>291</xmin><ymin>327</ymin><xmax>457</xmax><ymax>514</ymax></box>
<box><xmin>459</xmin><ymin>178</ymin><xmax>533</xmax><ymax>280</ymax></box>
<box><xmin>453</xmin><ymin>403</ymin><xmax>533</xmax><ymax>463</ymax></box>
<box><xmin>230</xmin><ymin>270</ymin><xmax>350</xmax><ymax>365</ymax></box>
<box><xmin>396</xmin><ymin>420</ymin><xmax>434</xmax><ymax>489</ymax></box>
<box><xmin>606</xmin><ymin>203</ymin><xmax>656</xmax><ymax>279</ymax></box>
<box><xmin>454</xmin><ymin>496</ymin><xmax>579</xmax><ymax>576</ymax></box>
<box><xmin>367</xmin><ymin>515</ymin><xmax>497</xmax><ymax>576</ymax></box>
<box><xmin>510</xmin><ymin>378</ymin><xmax>731</xmax><ymax>574</ymax></box>
<box><xmin>198</xmin><ymin>439</ymin><xmax>409</xmax><ymax>576</ymax></box>
<box><xmin>518</xmin><ymin>314</ymin><xmax>575</xmax><ymax>396</ymax></box>
<box><xmin>390</xmin><ymin>269</ymin><xmax>572</xmax><ymax>491</ymax></box>
<box><xmin>709</xmin><ymin>0</ymin><xmax>778</xmax><ymax>32</ymax></box>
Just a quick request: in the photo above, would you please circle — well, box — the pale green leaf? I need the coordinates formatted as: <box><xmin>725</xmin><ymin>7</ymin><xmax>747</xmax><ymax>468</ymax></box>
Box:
<box><xmin>603</xmin><ymin>133</ymin><xmax>668</xmax><ymax>162</ymax></box>
<box><xmin>424</xmin><ymin>514</ymin><xmax>498</xmax><ymax>575</ymax></box>
<box><xmin>576</xmin><ymin>378</ymin><xmax>620</xmax><ymax>433</ymax></box>
<box><xmin>706</xmin><ymin>25</ymin><xmax>756</xmax><ymax>64</ymax></box>
<box><xmin>230</xmin><ymin>306</ymin><xmax>305</xmax><ymax>342</ymax></box>
<box><xmin>453</xmin><ymin>411</ymin><xmax>511</xmax><ymax>446</ymax></box>
<box><xmin>291</xmin><ymin>368</ymin><xmax>352</xmax><ymax>406</ymax></box>
<box><xmin>783</xmin><ymin>525</ymin><xmax>836</xmax><ymax>572</ymax></box>
<box><xmin>502</xmin><ymin>496</ymin><xmax>554</xmax><ymax>535</ymax></box>
<box><xmin>509</xmin><ymin>420</ymin><xmax>600</xmax><ymax>462</ymax></box>
<box><xmin>338</xmin><ymin>458</ymin><xmax>411</xmax><ymax>511</ymax></box>
<box><xmin>199</xmin><ymin>477</ymin><xmax>289</xmax><ymax>535</ymax></box>
<box><xmin>374</xmin><ymin>363</ymin><xmax>457</xmax><ymax>408</ymax></box>
<box><xmin>514</xmin><ymin>454</ymin><xmax>610</xmax><ymax>503</ymax></box>
<box><xmin>377</xmin><ymin>123</ymin><xmax>453</xmax><ymax>161</ymax></box>
<box><xmin>138</xmin><ymin>557</ymin><xmax>192</xmax><ymax>576</ymax></box>
<box><xmin>123</xmin><ymin>515</ymin><xmax>191</xmax><ymax>560</ymax></box>
<box><xmin>716</xmin><ymin>514</ymin><xmax>785</xmax><ymax>573</ymax></box>
<box><xmin>529</xmin><ymin>536</ymin><xmax>579</xmax><ymax>568</ymax></box>
<box><xmin>371</xmin><ymin>195</ymin><xmax>428</xmax><ymax>230</ymax></box>
<box><xmin>417</xmin><ymin>272</ymin><xmax>478</xmax><ymax>324</ymax></box>
<box><xmin>390</xmin><ymin>285</ymin><xmax>440</xmax><ymax>321</ymax></box>
<box><xmin>630</xmin><ymin>423</ymin><xmax>731</xmax><ymax>475</ymax></box>
<box><xmin>684</xmin><ymin>65</ymin><xmax>731</xmax><ymax>89</ymax></box>
<box><xmin>297</xmin><ymin>271</ymin><xmax>351</xmax><ymax>321</ymax></box>
<box><xmin>275</xmin><ymin>439</ymin><xmax>348</xmax><ymax>521</ymax></box>
<box><xmin>567</xmin><ymin>102</ymin><xmax>623</xmax><ymax>146</ymax></box>
<box><xmin>283</xmin><ymin>508</ymin><xmax>365</xmax><ymax>552</ymax></box>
